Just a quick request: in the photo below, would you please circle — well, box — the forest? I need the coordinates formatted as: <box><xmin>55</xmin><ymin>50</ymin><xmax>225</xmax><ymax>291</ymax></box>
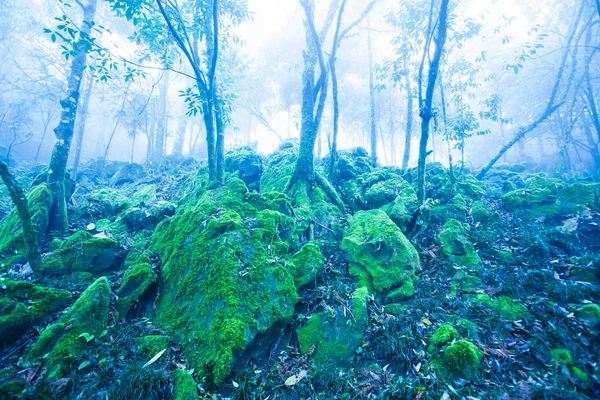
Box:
<box><xmin>0</xmin><ymin>0</ymin><xmax>599</xmax><ymax>398</ymax></box>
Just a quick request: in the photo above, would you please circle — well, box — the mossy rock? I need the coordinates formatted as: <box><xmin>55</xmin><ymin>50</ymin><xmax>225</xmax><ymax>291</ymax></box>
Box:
<box><xmin>436</xmin><ymin>340</ymin><xmax>483</xmax><ymax>380</ymax></box>
<box><xmin>491</xmin><ymin>295</ymin><xmax>528</xmax><ymax>320</ymax></box>
<box><xmin>225</xmin><ymin>145</ymin><xmax>265</xmax><ymax>190</ymax></box>
<box><xmin>260</xmin><ymin>142</ymin><xmax>297</xmax><ymax>193</ymax></box>
<box><xmin>289</xmin><ymin>243</ymin><xmax>325</xmax><ymax>289</ymax></box>
<box><xmin>0</xmin><ymin>278</ymin><xmax>71</xmax><ymax>344</ymax></box>
<box><xmin>457</xmin><ymin>176</ymin><xmax>486</xmax><ymax>199</ymax></box>
<box><xmin>173</xmin><ymin>369</ymin><xmax>198</xmax><ymax>400</ymax></box>
<box><xmin>333</xmin><ymin>147</ymin><xmax>372</xmax><ymax>180</ymax></box>
<box><xmin>42</xmin><ymin>231</ymin><xmax>117</xmax><ymax>275</ymax></box>
<box><xmin>452</xmin><ymin>270</ymin><xmax>482</xmax><ymax>293</ymax></box>
<box><xmin>116</xmin><ymin>262</ymin><xmax>157</xmax><ymax>318</ymax></box>
<box><xmin>137</xmin><ymin>335</ymin><xmax>170</xmax><ymax>356</ymax></box>
<box><xmin>471</xmin><ymin>201</ymin><xmax>498</xmax><ymax>225</ymax></box>
<box><xmin>132</xmin><ymin>184</ymin><xmax>157</xmax><ymax>204</ymax></box>
<box><xmin>574</xmin><ymin>303</ymin><xmax>600</xmax><ymax>329</ymax></box>
<box><xmin>430</xmin><ymin>194</ymin><xmax>468</xmax><ymax>223</ymax></box>
<box><xmin>501</xmin><ymin>175</ymin><xmax>563</xmax><ymax>217</ymax></box>
<box><xmin>550</xmin><ymin>348</ymin><xmax>573</xmax><ymax>365</ymax></box>
<box><xmin>0</xmin><ymin>183</ymin><xmax>53</xmax><ymax>258</ymax></box>
<box><xmin>72</xmin><ymin>188</ymin><xmax>134</xmax><ymax>220</ymax></box>
<box><xmin>152</xmin><ymin>178</ymin><xmax>298</xmax><ymax>384</ymax></box>
<box><xmin>123</xmin><ymin>201</ymin><xmax>177</xmax><ymax>231</ymax></box>
<box><xmin>490</xmin><ymin>248</ymin><xmax>516</xmax><ymax>264</ymax></box>
<box><xmin>26</xmin><ymin>277</ymin><xmax>111</xmax><ymax>380</ymax></box>
<box><xmin>437</xmin><ymin>219</ymin><xmax>482</xmax><ymax>270</ymax></box>
<box><xmin>428</xmin><ymin>323</ymin><xmax>459</xmax><ymax>352</ymax></box>
<box><xmin>298</xmin><ymin>287</ymin><xmax>368</xmax><ymax>366</ymax></box>
<box><xmin>110</xmin><ymin>163</ymin><xmax>146</xmax><ymax>186</ymax></box>
<box><xmin>342</xmin><ymin>210</ymin><xmax>419</xmax><ymax>302</ymax></box>
<box><xmin>558</xmin><ymin>182</ymin><xmax>600</xmax><ymax>212</ymax></box>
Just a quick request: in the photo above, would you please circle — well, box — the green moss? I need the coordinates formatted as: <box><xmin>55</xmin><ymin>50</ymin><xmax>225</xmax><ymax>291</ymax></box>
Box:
<box><xmin>0</xmin><ymin>278</ymin><xmax>71</xmax><ymax>343</ymax></box>
<box><xmin>457</xmin><ymin>176</ymin><xmax>486</xmax><ymax>199</ymax></box>
<box><xmin>42</xmin><ymin>231</ymin><xmax>117</xmax><ymax>275</ymax></box>
<box><xmin>73</xmin><ymin>188</ymin><xmax>134</xmax><ymax>220</ymax></box>
<box><xmin>137</xmin><ymin>335</ymin><xmax>170</xmax><ymax>356</ymax></box>
<box><xmin>151</xmin><ymin>178</ymin><xmax>298</xmax><ymax>384</ymax></box>
<box><xmin>173</xmin><ymin>369</ymin><xmax>198</xmax><ymax>400</ymax></box>
<box><xmin>384</xmin><ymin>280</ymin><xmax>415</xmax><ymax>303</ymax></box>
<box><xmin>132</xmin><ymin>184</ymin><xmax>157</xmax><ymax>204</ymax></box>
<box><xmin>501</xmin><ymin>175</ymin><xmax>563</xmax><ymax>217</ymax></box>
<box><xmin>260</xmin><ymin>142</ymin><xmax>297</xmax><ymax>193</ymax></box>
<box><xmin>571</xmin><ymin>366</ymin><xmax>589</xmax><ymax>382</ymax></box>
<box><xmin>574</xmin><ymin>303</ymin><xmax>600</xmax><ymax>328</ymax></box>
<box><xmin>437</xmin><ymin>340</ymin><xmax>483</xmax><ymax>380</ymax></box>
<box><xmin>342</xmin><ymin>210</ymin><xmax>419</xmax><ymax>300</ymax></box>
<box><xmin>558</xmin><ymin>183</ymin><xmax>600</xmax><ymax>212</ymax></box>
<box><xmin>490</xmin><ymin>248</ymin><xmax>516</xmax><ymax>264</ymax></box>
<box><xmin>298</xmin><ymin>287</ymin><xmax>368</xmax><ymax>366</ymax></box>
<box><xmin>492</xmin><ymin>296</ymin><xmax>528</xmax><ymax>320</ymax></box>
<box><xmin>471</xmin><ymin>201</ymin><xmax>498</xmax><ymax>224</ymax></box>
<box><xmin>383</xmin><ymin>303</ymin><xmax>408</xmax><ymax>317</ymax></box>
<box><xmin>116</xmin><ymin>262</ymin><xmax>157</xmax><ymax>318</ymax></box>
<box><xmin>428</xmin><ymin>324</ymin><xmax>459</xmax><ymax>352</ymax></box>
<box><xmin>0</xmin><ymin>183</ymin><xmax>53</xmax><ymax>258</ymax></box>
<box><xmin>26</xmin><ymin>277</ymin><xmax>111</xmax><ymax>380</ymax></box>
<box><xmin>452</xmin><ymin>270</ymin><xmax>481</xmax><ymax>293</ymax></box>
<box><xmin>437</xmin><ymin>219</ymin><xmax>482</xmax><ymax>270</ymax></box>
<box><xmin>289</xmin><ymin>243</ymin><xmax>325</xmax><ymax>289</ymax></box>
<box><xmin>550</xmin><ymin>348</ymin><xmax>573</xmax><ymax>365</ymax></box>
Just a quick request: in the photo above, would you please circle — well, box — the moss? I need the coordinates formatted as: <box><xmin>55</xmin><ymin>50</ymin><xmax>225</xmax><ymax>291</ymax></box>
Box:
<box><xmin>137</xmin><ymin>335</ymin><xmax>170</xmax><ymax>356</ymax></box>
<box><xmin>491</xmin><ymin>296</ymin><xmax>528</xmax><ymax>320</ymax></box>
<box><xmin>383</xmin><ymin>303</ymin><xmax>408</xmax><ymax>317</ymax></box>
<box><xmin>452</xmin><ymin>270</ymin><xmax>481</xmax><ymax>293</ymax></box>
<box><xmin>437</xmin><ymin>219</ymin><xmax>482</xmax><ymax>270</ymax></box>
<box><xmin>151</xmin><ymin>178</ymin><xmax>298</xmax><ymax>384</ymax></box>
<box><xmin>471</xmin><ymin>201</ymin><xmax>497</xmax><ymax>224</ymax></box>
<box><xmin>132</xmin><ymin>184</ymin><xmax>157</xmax><ymax>204</ymax></box>
<box><xmin>437</xmin><ymin>340</ymin><xmax>483</xmax><ymax>380</ymax></box>
<box><xmin>73</xmin><ymin>188</ymin><xmax>134</xmax><ymax>220</ymax></box>
<box><xmin>501</xmin><ymin>175</ymin><xmax>564</xmax><ymax>217</ymax></box>
<box><xmin>571</xmin><ymin>366</ymin><xmax>589</xmax><ymax>382</ymax></box>
<box><xmin>42</xmin><ymin>231</ymin><xmax>117</xmax><ymax>275</ymax></box>
<box><xmin>558</xmin><ymin>182</ymin><xmax>600</xmax><ymax>212</ymax></box>
<box><xmin>173</xmin><ymin>369</ymin><xmax>198</xmax><ymax>400</ymax></box>
<box><xmin>457</xmin><ymin>176</ymin><xmax>486</xmax><ymax>199</ymax></box>
<box><xmin>116</xmin><ymin>262</ymin><xmax>157</xmax><ymax>318</ymax></box>
<box><xmin>550</xmin><ymin>348</ymin><xmax>573</xmax><ymax>366</ymax></box>
<box><xmin>260</xmin><ymin>142</ymin><xmax>297</xmax><ymax>193</ymax></box>
<box><xmin>289</xmin><ymin>243</ymin><xmax>325</xmax><ymax>289</ymax></box>
<box><xmin>430</xmin><ymin>194</ymin><xmax>469</xmax><ymax>223</ymax></box>
<box><xmin>225</xmin><ymin>145</ymin><xmax>265</xmax><ymax>190</ymax></box>
<box><xmin>342</xmin><ymin>210</ymin><xmax>419</xmax><ymax>300</ymax></box>
<box><xmin>384</xmin><ymin>280</ymin><xmax>415</xmax><ymax>303</ymax></box>
<box><xmin>428</xmin><ymin>324</ymin><xmax>459</xmax><ymax>352</ymax></box>
<box><xmin>0</xmin><ymin>183</ymin><xmax>53</xmax><ymax>258</ymax></box>
<box><xmin>490</xmin><ymin>248</ymin><xmax>516</xmax><ymax>264</ymax></box>
<box><xmin>26</xmin><ymin>277</ymin><xmax>111</xmax><ymax>380</ymax></box>
<box><xmin>0</xmin><ymin>278</ymin><xmax>71</xmax><ymax>344</ymax></box>
<box><xmin>574</xmin><ymin>303</ymin><xmax>600</xmax><ymax>328</ymax></box>
<box><xmin>298</xmin><ymin>287</ymin><xmax>368</xmax><ymax>366</ymax></box>
<box><xmin>124</xmin><ymin>201</ymin><xmax>177</xmax><ymax>231</ymax></box>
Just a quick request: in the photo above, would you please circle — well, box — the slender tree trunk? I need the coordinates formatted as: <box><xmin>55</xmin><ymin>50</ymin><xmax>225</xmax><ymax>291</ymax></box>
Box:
<box><xmin>367</xmin><ymin>19</ymin><xmax>377</xmax><ymax>167</ymax></box>
<box><xmin>103</xmin><ymin>87</ymin><xmax>129</xmax><ymax>161</ymax></box>
<box><xmin>153</xmin><ymin>71</ymin><xmax>169</xmax><ymax>164</ymax></box>
<box><xmin>416</xmin><ymin>0</ymin><xmax>450</xmax><ymax>204</ymax></box>
<box><xmin>328</xmin><ymin>57</ymin><xmax>340</xmax><ymax>176</ymax></box>
<box><xmin>585</xmin><ymin>21</ymin><xmax>600</xmax><ymax>142</ymax></box>
<box><xmin>583</xmin><ymin>115</ymin><xmax>600</xmax><ymax>174</ymax></box>
<box><xmin>215</xmin><ymin>91</ymin><xmax>225</xmax><ymax>183</ymax></box>
<box><xmin>131</xmin><ymin>132</ymin><xmax>136</xmax><ymax>163</ymax></box>
<box><xmin>0</xmin><ymin>162</ymin><xmax>42</xmax><ymax>273</ymax></box>
<box><xmin>173</xmin><ymin>118</ymin><xmax>188</xmax><ymax>155</ymax></box>
<box><xmin>47</xmin><ymin>0</ymin><xmax>98</xmax><ymax>232</ymax></box>
<box><xmin>35</xmin><ymin>112</ymin><xmax>53</xmax><ymax>165</ymax></box>
<box><xmin>390</xmin><ymin>116</ymin><xmax>396</xmax><ymax>166</ymax></box>
<box><xmin>402</xmin><ymin>71</ymin><xmax>413</xmax><ymax>169</ymax></box>
<box><xmin>71</xmin><ymin>71</ymin><xmax>94</xmax><ymax>181</ymax></box>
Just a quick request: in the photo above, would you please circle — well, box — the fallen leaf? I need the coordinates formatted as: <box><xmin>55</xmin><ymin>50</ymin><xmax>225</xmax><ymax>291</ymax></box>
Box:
<box><xmin>284</xmin><ymin>375</ymin><xmax>298</xmax><ymax>386</ymax></box>
<box><xmin>232</xmin><ymin>381</ymin><xmax>239</xmax><ymax>388</ymax></box>
<box><xmin>422</xmin><ymin>318</ymin><xmax>432</xmax><ymax>326</ymax></box>
<box><xmin>143</xmin><ymin>348</ymin><xmax>167</xmax><ymax>368</ymax></box>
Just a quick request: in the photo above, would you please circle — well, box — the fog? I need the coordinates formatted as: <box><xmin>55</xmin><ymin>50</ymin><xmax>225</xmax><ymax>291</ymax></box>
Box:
<box><xmin>0</xmin><ymin>0</ymin><xmax>598</xmax><ymax>175</ymax></box>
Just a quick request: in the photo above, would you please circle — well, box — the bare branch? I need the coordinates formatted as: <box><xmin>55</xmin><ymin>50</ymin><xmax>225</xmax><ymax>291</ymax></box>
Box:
<box><xmin>338</xmin><ymin>0</ymin><xmax>379</xmax><ymax>42</ymax></box>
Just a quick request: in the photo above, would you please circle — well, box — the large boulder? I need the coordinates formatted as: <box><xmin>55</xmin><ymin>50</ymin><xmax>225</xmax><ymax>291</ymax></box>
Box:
<box><xmin>123</xmin><ymin>201</ymin><xmax>176</xmax><ymax>231</ymax></box>
<box><xmin>42</xmin><ymin>231</ymin><xmax>117</xmax><ymax>275</ymax></box>
<box><xmin>0</xmin><ymin>183</ymin><xmax>53</xmax><ymax>260</ymax></box>
<box><xmin>110</xmin><ymin>163</ymin><xmax>146</xmax><ymax>186</ymax></box>
<box><xmin>26</xmin><ymin>277</ymin><xmax>111</xmax><ymax>380</ymax></box>
<box><xmin>151</xmin><ymin>178</ymin><xmax>298</xmax><ymax>384</ymax></box>
<box><xmin>116</xmin><ymin>262</ymin><xmax>157</xmax><ymax>318</ymax></box>
<box><xmin>0</xmin><ymin>279</ymin><xmax>71</xmax><ymax>344</ymax></box>
<box><xmin>437</xmin><ymin>219</ymin><xmax>482</xmax><ymax>270</ymax></box>
<box><xmin>225</xmin><ymin>146</ymin><xmax>265</xmax><ymax>191</ymax></box>
<box><xmin>298</xmin><ymin>287</ymin><xmax>368</xmax><ymax>365</ymax></box>
<box><xmin>289</xmin><ymin>242</ymin><xmax>325</xmax><ymax>289</ymax></box>
<box><xmin>342</xmin><ymin>210</ymin><xmax>419</xmax><ymax>303</ymax></box>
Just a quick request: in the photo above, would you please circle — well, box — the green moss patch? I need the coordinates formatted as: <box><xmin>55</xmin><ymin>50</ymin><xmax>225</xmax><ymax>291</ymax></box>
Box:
<box><xmin>42</xmin><ymin>231</ymin><xmax>117</xmax><ymax>275</ymax></box>
<box><xmin>437</xmin><ymin>219</ymin><xmax>482</xmax><ymax>270</ymax></box>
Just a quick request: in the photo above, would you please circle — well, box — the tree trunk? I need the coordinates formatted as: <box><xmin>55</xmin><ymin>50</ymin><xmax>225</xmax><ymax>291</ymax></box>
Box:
<box><xmin>390</xmin><ymin>116</ymin><xmax>396</xmax><ymax>166</ymax></box>
<box><xmin>173</xmin><ymin>118</ymin><xmax>188</xmax><ymax>155</ymax></box>
<box><xmin>47</xmin><ymin>0</ymin><xmax>98</xmax><ymax>232</ymax></box>
<box><xmin>71</xmin><ymin>71</ymin><xmax>94</xmax><ymax>181</ymax></box>
<box><xmin>402</xmin><ymin>70</ymin><xmax>413</xmax><ymax>169</ymax></box>
<box><xmin>35</xmin><ymin>111</ymin><xmax>54</xmax><ymax>165</ymax></box>
<box><xmin>103</xmin><ymin>86</ymin><xmax>129</xmax><ymax>162</ymax></box>
<box><xmin>0</xmin><ymin>162</ymin><xmax>42</xmax><ymax>273</ymax></box>
<box><xmin>215</xmin><ymin>92</ymin><xmax>225</xmax><ymax>183</ymax></box>
<box><xmin>583</xmin><ymin>115</ymin><xmax>600</xmax><ymax>174</ymax></box>
<box><xmin>367</xmin><ymin>19</ymin><xmax>377</xmax><ymax>167</ymax></box>
<box><xmin>131</xmin><ymin>132</ymin><xmax>136</xmax><ymax>163</ymax></box>
<box><xmin>153</xmin><ymin>71</ymin><xmax>169</xmax><ymax>164</ymax></box>
<box><xmin>416</xmin><ymin>0</ymin><xmax>450</xmax><ymax>204</ymax></box>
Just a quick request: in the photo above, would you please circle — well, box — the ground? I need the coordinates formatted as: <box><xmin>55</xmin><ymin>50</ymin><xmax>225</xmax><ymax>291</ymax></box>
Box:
<box><xmin>0</xmin><ymin>149</ymin><xmax>598</xmax><ymax>399</ymax></box>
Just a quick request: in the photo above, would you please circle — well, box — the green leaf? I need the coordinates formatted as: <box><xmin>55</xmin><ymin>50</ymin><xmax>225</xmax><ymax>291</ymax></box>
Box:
<box><xmin>78</xmin><ymin>360</ymin><xmax>91</xmax><ymax>371</ymax></box>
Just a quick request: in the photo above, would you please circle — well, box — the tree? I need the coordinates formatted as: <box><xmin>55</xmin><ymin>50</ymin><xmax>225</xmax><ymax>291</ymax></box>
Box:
<box><xmin>416</xmin><ymin>0</ymin><xmax>450</xmax><ymax>204</ymax></box>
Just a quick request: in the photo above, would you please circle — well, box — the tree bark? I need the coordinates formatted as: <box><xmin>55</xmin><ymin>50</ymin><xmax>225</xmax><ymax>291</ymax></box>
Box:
<box><xmin>153</xmin><ymin>71</ymin><xmax>168</xmax><ymax>164</ymax></box>
<box><xmin>47</xmin><ymin>0</ymin><xmax>98</xmax><ymax>232</ymax></box>
<box><xmin>416</xmin><ymin>0</ymin><xmax>450</xmax><ymax>204</ymax></box>
<box><xmin>402</xmin><ymin>70</ymin><xmax>413</xmax><ymax>169</ymax></box>
<box><xmin>71</xmin><ymin>72</ymin><xmax>94</xmax><ymax>181</ymax></box>
<box><xmin>0</xmin><ymin>162</ymin><xmax>43</xmax><ymax>273</ymax></box>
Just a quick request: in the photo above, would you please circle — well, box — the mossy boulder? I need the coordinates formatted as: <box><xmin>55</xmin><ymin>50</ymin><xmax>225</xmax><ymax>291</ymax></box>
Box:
<box><xmin>152</xmin><ymin>178</ymin><xmax>298</xmax><ymax>384</ymax></box>
<box><xmin>260</xmin><ymin>141</ymin><xmax>297</xmax><ymax>193</ymax></box>
<box><xmin>436</xmin><ymin>340</ymin><xmax>483</xmax><ymax>380</ymax></box>
<box><xmin>437</xmin><ymin>219</ymin><xmax>482</xmax><ymax>270</ymax></box>
<box><xmin>289</xmin><ymin>243</ymin><xmax>325</xmax><ymax>289</ymax></box>
<box><xmin>428</xmin><ymin>323</ymin><xmax>459</xmax><ymax>352</ymax></box>
<box><xmin>26</xmin><ymin>277</ymin><xmax>111</xmax><ymax>380</ymax></box>
<box><xmin>0</xmin><ymin>278</ymin><xmax>71</xmax><ymax>344</ymax></box>
<box><xmin>132</xmin><ymin>184</ymin><xmax>157</xmax><ymax>204</ymax></box>
<box><xmin>298</xmin><ymin>287</ymin><xmax>368</xmax><ymax>366</ymax></box>
<box><xmin>471</xmin><ymin>201</ymin><xmax>498</xmax><ymax>224</ymax></box>
<box><xmin>116</xmin><ymin>262</ymin><xmax>157</xmax><ymax>318</ymax></box>
<box><xmin>333</xmin><ymin>147</ymin><xmax>372</xmax><ymax>180</ymax></box>
<box><xmin>501</xmin><ymin>175</ymin><xmax>563</xmax><ymax>217</ymax></box>
<box><xmin>173</xmin><ymin>369</ymin><xmax>198</xmax><ymax>400</ymax></box>
<box><xmin>123</xmin><ymin>201</ymin><xmax>176</xmax><ymax>231</ymax></box>
<box><xmin>430</xmin><ymin>193</ymin><xmax>468</xmax><ymax>223</ymax></box>
<box><xmin>0</xmin><ymin>183</ymin><xmax>53</xmax><ymax>258</ymax></box>
<box><xmin>342</xmin><ymin>210</ymin><xmax>419</xmax><ymax>302</ymax></box>
<box><xmin>574</xmin><ymin>303</ymin><xmax>600</xmax><ymax>329</ymax></box>
<box><xmin>111</xmin><ymin>163</ymin><xmax>146</xmax><ymax>186</ymax></box>
<box><xmin>550</xmin><ymin>348</ymin><xmax>573</xmax><ymax>365</ymax></box>
<box><xmin>137</xmin><ymin>335</ymin><xmax>170</xmax><ymax>356</ymax></box>
<box><xmin>225</xmin><ymin>146</ymin><xmax>265</xmax><ymax>190</ymax></box>
<box><xmin>451</xmin><ymin>270</ymin><xmax>482</xmax><ymax>294</ymax></box>
<box><xmin>490</xmin><ymin>248</ymin><xmax>516</xmax><ymax>264</ymax></box>
<box><xmin>558</xmin><ymin>182</ymin><xmax>600</xmax><ymax>213</ymax></box>
<box><xmin>457</xmin><ymin>176</ymin><xmax>486</xmax><ymax>199</ymax></box>
<box><xmin>470</xmin><ymin>294</ymin><xmax>528</xmax><ymax>321</ymax></box>
<box><xmin>42</xmin><ymin>231</ymin><xmax>117</xmax><ymax>275</ymax></box>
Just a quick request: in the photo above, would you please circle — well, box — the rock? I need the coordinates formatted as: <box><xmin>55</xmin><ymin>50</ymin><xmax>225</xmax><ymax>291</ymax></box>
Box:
<box><xmin>436</xmin><ymin>340</ymin><xmax>483</xmax><ymax>380</ymax></box>
<box><xmin>428</xmin><ymin>323</ymin><xmax>459</xmax><ymax>352</ymax></box>
<box><xmin>32</xmin><ymin>168</ymin><xmax>75</xmax><ymax>201</ymax></box>
<box><xmin>437</xmin><ymin>219</ymin><xmax>482</xmax><ymax>270</ymax></box>
<box><xmin>342</xmin><ymin>210</ymin><xmax>419</xmax><ymax>302</ymax></box>
<box><xmin>334</xmin><ymin>147</ymin><xmax>372</xmax><ymax>180</ymax></box>
<box><xmin>26</xmin><ymin>277</ymin><xmax>111</xmax><ymax>380</ymax></box>
<box><xmin>289</xmin><ymin>243</ymin><xmax>325</xmax><ymax>289</ymax></box>
<box><xmin>471</xmin><ymin>201</ymin><xmax>498</xmax><ymax>224</ymax></box>
<box><xmin>116</xmin><ymin>262</ymin><xmax>157</xmax><ymax>318</ymax></box>
<box><xmin>151</xmin><ymin>178</ymin><xmax>298</xmax><ymax>384</ymax></box>
<box><xmin>132</xmin><ymin>184</ymin><xmax>157</xmax><ymax>204</ymax></box>
<box><xmin>501</xmin><ymin>175</ymin><xmax>563</xmax><ymax>217</ymax></box>
<box><xmin>0</xmin><ymin>184</ymin><xmax>53</xmax><ymax>259</ymax></box>
<box><xmin>137</xmin><ymin>335</ymin><xmax>170</xmax><ymax>356</ymax></box>
<box><xmin>297</xmin><ymin>287</ymin><xmax>368</xmax><ymax>365</ymax></box>
<box><xmin>124</xmin><ymin>201</ymin><xmax>176</xmax><ymax>231</ymax></box>
<box><xmin>574</xmin><ymin>303</ymin><xmax>600</xmax><ymax>329</ymax></box>
<box><xmin>456</xmin><ymin>176</ymin><xmax>486</xmax><ymax>199</ymax></box>
<box><xmin>173</xmin><ymin>369</ymin><xmax>198</xmax><ymax>400</ymax></box>
<box><xmin>260</xmin><ymin>142</ymin><xmax>297</xmax><ymax>193</ymax></box>
<box><xmin>110</xmin><ymin>163</ymin><xmax>146</xmax><ymax>186</ymax></box>
<box><xmin>0</xmin><ymin>278</ymin><xmax>71</xmax><ymax>344</ymax></box>
<box><xmin>490</xmin><ymin>248</ymin><xmax>516</xmax><ymax>264</ymax></box>
<box><xmin>42</xmin><ymin>231</ymin><xmax>117</xmax><ymax>275</ymax></box>
<box><xmin>225</xmin><ymin>146</ymin><xmax>265</xmax><ymax>190</ymax></box>
<box><xmin>74</xmin><ymin>188</ymin><xmax>134</xmax><ymax>220</ymax></box>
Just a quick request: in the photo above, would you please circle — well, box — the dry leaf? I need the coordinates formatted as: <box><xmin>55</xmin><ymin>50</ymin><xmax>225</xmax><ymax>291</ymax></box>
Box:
<box><xmin>422</xmin><ymin>318</ymin><xmax>432</xmax><ymax>326</ymax></box>
<box><xmin>143</xmin><ymin>348</ymin><xmax>166</xmax><ymax>368</ymax></box>
<box><xmin>232</xmin><ymin>381</ymin><xmax>239</xmax><ymax>388</ymax></box>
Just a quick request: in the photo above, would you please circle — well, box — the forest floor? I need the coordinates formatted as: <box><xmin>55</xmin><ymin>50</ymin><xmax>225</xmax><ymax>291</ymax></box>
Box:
<box><xmin>0</xmin><ymin>144</ymin><xmax>599</xmax><ymax>399</ymax></box>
